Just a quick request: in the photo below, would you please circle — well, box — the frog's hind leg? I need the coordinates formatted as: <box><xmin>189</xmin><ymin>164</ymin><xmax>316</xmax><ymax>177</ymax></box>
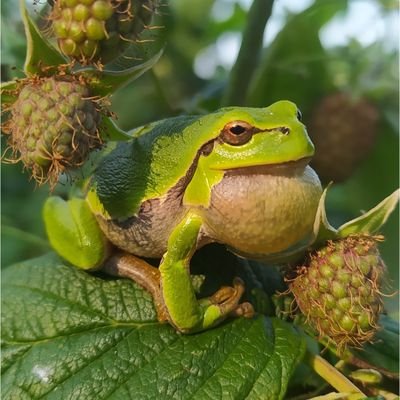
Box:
<box><xmin>102</xmin><ymin>253</ymin><xmax>169</xmax><ymax>322</ymax></box>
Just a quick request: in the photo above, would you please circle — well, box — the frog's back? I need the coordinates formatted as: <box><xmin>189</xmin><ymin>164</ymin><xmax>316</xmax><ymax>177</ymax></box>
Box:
<box><xmin>91</xmin><ymin>114</ymin><xmax>221</xmax><ymax>219</ymax></box>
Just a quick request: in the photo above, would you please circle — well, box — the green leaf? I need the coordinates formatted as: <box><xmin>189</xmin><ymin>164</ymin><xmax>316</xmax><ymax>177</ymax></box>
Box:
<box><xmin>338</xmin><ymin>189</ymin><xmax>400</xmax><ymax>237</ymax></box>
<box><xmin>100</xmin><ymin>116</ymin><xmax>133</xmax><ymax>141</ymax></box>
<box><xmin>312</xmin><ymin>185</ymin><xmax>339</xmax><ymax>245</ymax></box>
<box><xmin>2</xmin><ymin>253</ymin><xmax>306</xmax><ymax>399</ymax></box>
<box><xmin>20</xmin><ymin>0</ymin><xmax>67</xmax><ymax>76</ymax></box>
<box><xmin>84</xmin><ymin>49</ymin><xmax>163</xmax><ymax>97</ymax></box>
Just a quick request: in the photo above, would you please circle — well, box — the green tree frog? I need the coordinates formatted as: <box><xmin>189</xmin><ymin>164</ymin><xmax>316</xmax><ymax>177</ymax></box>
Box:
<box><xmin>44</xmin><ymin>100</ymin><xmax>322</xmax><ymax>333</ymax></box>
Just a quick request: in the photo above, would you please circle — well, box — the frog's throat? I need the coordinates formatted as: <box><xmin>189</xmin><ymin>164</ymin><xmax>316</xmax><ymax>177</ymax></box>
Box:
<box><xmin>222</xmin><ymin>156</ymin><xmax>312</xmax><ymax>176</ymax></box>
<box><xmin>182</xmin><ymin>156</ymin><xmax>312</xmax><ymax>209</ymax></box>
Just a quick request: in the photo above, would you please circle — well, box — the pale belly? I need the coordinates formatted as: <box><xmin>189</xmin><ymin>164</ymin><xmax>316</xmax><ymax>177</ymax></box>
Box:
<box><xmin>95</xmin><ymin>186</ymin><xmax>187</xmax><ymax>258</ymax></box>
<box><xmin>95</xmin><ymin>162</ymin><xmax>322</xmax><ymax>260</ymax></box>
<box><xmin>201</xmin><ymin>164</ymin><xmax>322</xmax><ymax>258</ymax></box>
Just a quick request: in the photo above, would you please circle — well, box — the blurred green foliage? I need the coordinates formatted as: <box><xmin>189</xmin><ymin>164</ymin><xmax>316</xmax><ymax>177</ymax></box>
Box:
<box><xmin>1</xmin><ymin>0</ymin><xmax>398</xmax><ymax>315</ymax></box>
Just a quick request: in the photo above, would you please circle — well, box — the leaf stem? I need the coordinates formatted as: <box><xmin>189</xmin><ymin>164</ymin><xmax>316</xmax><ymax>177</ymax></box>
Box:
<box><xmin>304</xmin><ymin>351</ymin><xmax>366</xmax><ymax>398</ymax></box>
<box><xmin>221</xmin><ymin>0</ymin><xmax>274</xmax><ymax>106</ymax></box>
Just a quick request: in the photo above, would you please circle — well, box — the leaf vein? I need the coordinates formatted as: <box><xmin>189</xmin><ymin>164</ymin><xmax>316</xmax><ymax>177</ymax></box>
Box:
<box><xmin>5</xmin><ymin>283</ymin><xmax>126</xmax><ymax>323</ymax></box>
<box><xmin>190</xmin><ymin>320</ymin><xmax>257</xmax><ymax>399</ymax></box>
<box><xmin>37</xmin><ymin>327</ymin><xmax>137</xmax><ymax>399</ymax></box>
<box><xmin>102</xmin><ymin>335</ymin><xmax>181</xmax><ymax>399</ymax></box>
<box><xmin>2</xmin><ymin>322</ymin><xmax>161</xmax><ymax>346</ymax></box>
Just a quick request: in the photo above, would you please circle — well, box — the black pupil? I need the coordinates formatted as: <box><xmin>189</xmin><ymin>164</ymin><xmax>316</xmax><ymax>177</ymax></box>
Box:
<box><xmin>230</xmin><ymin>125</ymin><xmax>246</xmax><ymax>135</ymax></box>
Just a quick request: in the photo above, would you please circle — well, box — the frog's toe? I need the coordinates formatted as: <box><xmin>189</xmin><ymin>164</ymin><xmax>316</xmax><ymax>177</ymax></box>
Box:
<box><xmin>230</xmin><ymin>302</ymin><xmax>255</xmax><ymax>319</ymax></box>
<box><xmin>206</xmin><ymin>277</ymin><xmax>252</xmax><ymax>318</ymax></box>
<box><xmin>209</xmin><ymin>285</ymin><xmax>236</xmax><ymax>303</ymax></box>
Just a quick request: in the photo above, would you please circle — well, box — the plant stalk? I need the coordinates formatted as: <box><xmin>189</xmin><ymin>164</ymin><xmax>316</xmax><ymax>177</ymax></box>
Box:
<box><xmin>221</xmin><ymin>0</ymin><xmax>274</xmax><ymax>106</ymax></box>
<box><xmin>305</xmin><ymin>351</ymin><xmax>366</xmax><ymax>399</ymax></box>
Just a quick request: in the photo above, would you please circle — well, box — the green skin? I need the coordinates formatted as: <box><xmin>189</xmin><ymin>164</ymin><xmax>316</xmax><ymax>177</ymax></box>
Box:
<box><xmin>44</xmin><ymin>100</ymin><xmax>322</xmax><ymax>333</ymax></box>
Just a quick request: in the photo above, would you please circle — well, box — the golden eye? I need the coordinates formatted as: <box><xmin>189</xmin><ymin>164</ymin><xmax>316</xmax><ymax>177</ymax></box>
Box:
<box><xmin>220</xmin><ymin>120</ymin><xmax>254</xmax><ymax>146</ymax></box>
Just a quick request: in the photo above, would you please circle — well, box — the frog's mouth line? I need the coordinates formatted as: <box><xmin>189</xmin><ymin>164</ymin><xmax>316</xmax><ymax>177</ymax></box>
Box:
<box><xmin>223</xmin><ymin>156</ymin><xmax>312</xmax><ymax>176</ymax></box>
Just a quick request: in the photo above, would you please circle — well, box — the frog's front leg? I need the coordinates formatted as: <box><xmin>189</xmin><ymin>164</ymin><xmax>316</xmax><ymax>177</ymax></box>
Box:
<box><xmin>160</xmin><ymin>212</ymin><xmax>254</xmax><ymax>333</ymax></box>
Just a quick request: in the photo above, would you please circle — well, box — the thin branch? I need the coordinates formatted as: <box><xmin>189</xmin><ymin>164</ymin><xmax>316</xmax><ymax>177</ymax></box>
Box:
<box><xmin>221</xmin><ymin>0</ymin><xmax>274</xmax><ymax>106</ymax></box>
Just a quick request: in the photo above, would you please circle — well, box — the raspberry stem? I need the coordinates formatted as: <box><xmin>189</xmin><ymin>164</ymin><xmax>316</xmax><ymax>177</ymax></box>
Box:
<box><xmin>304</xmin><ymin>351</ymin><xmax>366</xmax><ymax>398</ymax></box>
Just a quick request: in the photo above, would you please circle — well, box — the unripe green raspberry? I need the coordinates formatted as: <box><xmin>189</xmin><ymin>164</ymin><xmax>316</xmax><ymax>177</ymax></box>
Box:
<box><xmin>2</xmin><ymin>76</ymin><xmax>104</xmax><ymax>186</ymax></box>
<box><xmin>50</xmin><ymin>0</ymin><xmax>158</xmax><ymax>64</ymax></box>
<box><xmin>287</xmin><ymin>235</ymin><xmax>386</xmax><ymax>350</ymax></box>
<box><xmin>308</xmin><ymin>93</ymin><xmax>379</xmax><ymax>183</ymax></box>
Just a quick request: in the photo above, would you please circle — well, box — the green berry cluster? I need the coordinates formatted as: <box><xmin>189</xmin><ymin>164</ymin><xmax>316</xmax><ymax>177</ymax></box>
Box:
<box><xmin>288</xmin><ymin>235</ymin><xmax>386</xmax><ymax>349</ymax></box>
<box><xmin>50</xmin><ymin>0</ymin><xmax>157</xmax><ymax>63</ymax></box>
<box><xmin>3</xmin><ymin>76</ymin><xmax>103</xmax><ymax>186</ymax></box>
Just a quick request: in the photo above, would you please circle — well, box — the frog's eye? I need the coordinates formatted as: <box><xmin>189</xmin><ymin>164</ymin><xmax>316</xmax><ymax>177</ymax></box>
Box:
<box><xmin>296</xmin><ymin>109</ymin><xmax>302</xmax><ymax>121</ymax></box>
<box><xmin>220</xmin><ymin>120</ymin><xmax>254</xmax><ymax>146</ymax></box>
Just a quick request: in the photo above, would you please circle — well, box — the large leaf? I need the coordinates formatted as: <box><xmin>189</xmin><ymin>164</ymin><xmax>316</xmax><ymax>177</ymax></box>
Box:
<box><xmin>2</xmin><ymin>253</ymin><xmax>305</xmax><ymax>399</ymax></box>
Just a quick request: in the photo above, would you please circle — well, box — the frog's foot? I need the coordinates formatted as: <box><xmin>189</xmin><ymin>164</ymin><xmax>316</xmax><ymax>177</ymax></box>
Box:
<box><xmin>230</xmin><ymin>301</ymin><xmax>255</xmax><ymax>319</ymax></box>
<box><xmin>198</xmin><ymin>278</ymin><xmax>255</xmax><ymax>328</ymax></box>
<box><xmin>102</xmin><ymin>252</ymin><xmax>169</xmax><ymax>323</ymax></box>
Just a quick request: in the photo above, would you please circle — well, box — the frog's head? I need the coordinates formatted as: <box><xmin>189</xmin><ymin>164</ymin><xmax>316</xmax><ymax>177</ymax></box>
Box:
<box><xmin>204</xmin><ymin>100</ymin><xmax>314</xmax><ymax>171</ymax></box>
